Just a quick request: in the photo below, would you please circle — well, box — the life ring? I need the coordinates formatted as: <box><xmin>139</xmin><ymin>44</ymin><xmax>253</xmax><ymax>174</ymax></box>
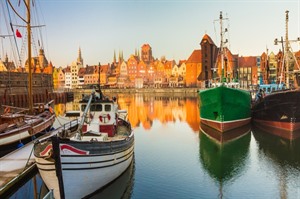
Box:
<box><xmin>49</xmin><ymin>106</ymin><xmax>54</xmax><ymax>114</ymax></box>
<box><xmin>99</xmin><ymin>113</ymin><xmax>111</xmax><ymax>123</ymax></box>
<box><xmin>4</xmin><ymin>107</ymin><xmax>10</xmax><ymax>114</ymax></box>
<box><xmin>38</xmin><ymin>104</ymin><xmax>45</xmax><ymax>113</ymax></box>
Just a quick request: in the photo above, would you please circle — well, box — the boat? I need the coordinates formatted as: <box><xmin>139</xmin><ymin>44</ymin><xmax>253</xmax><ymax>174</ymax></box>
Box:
<box><xmin>252</xmin><ymin>120</ymin><xmax>300</xmax><ymax>140</ymax></box>
<box><xmin>33</xmin><ymin>87</ymin><xmax>134</xmax><ymax>199</ymax></box>
<box><xmin>84</xmin><ymin>159</ymin><xmax>134</xmax><ymax>199</ymax></box>
<box><xmin>0</xmin><ymin>0</ymin><xmax>55</xmax><ymax>147</ymax></box>
<box><xmin>198</xmin><ymin>11</ymin><xmax>251</xmax><ymax>132</ymax></box>
<box><xmin>252</xmin><ymin>10</ymin><xmax>300</xmax><ymax>132</ymax></box>
<box><xmin>199</xmin><ymin>124</ymin><xmax>251</xmax><ymax>197</ymax></box>
<box><xmin>0</xmin><ymin>103</ymin><xmax>55</xmax><ymax>147</ymax></box>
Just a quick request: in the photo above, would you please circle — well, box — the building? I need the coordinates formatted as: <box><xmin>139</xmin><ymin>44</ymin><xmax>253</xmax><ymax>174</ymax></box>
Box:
<box><xmin>64</xmin><ymin>66</ymin><xmax>71</xmax><ymax>89</ymax></box>
<box><xmin>141</xmin><ymin>44</ymin><xmax>153</xmax><ymax>64</ymax></box>
<box><xmin>186</xmin><ymin>50</ymin><xmax>202</xmax><ymax>87</ymax></box>
<box><xmin>238</xmin><ymin>56</ymin><xmax>258</xmax><ymax>88</ymax></box>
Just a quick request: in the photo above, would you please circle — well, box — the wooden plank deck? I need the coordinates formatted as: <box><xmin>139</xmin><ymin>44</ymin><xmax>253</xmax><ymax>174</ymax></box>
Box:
<box><xmin>0</xmin><ymin>117</ymin><xmax>79</xmax><ymax>195</ymax></box>
<box><xmin>0</xmin><ymin>141</ymin><xmax>35</xmax><ymax>195</ymax></box>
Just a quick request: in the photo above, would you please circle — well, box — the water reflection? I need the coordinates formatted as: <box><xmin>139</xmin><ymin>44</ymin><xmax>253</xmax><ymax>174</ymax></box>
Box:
<box><xmin>56</xmin><ymin>92</ymin><xmax>200</xmax><ymax>132</ymax></box>
<box><xmin>252</xmin><ymin>124</ymin><xmax>300</xmax><ymax>199</ymax></box>
<box><xmin>252</xmin><ymin>124</ymin><xmax>300</xmax><ymax>170</ymax></box>
<box><xmin>199</xmin><ymin>124</ymin><xmax>251</xmax><ymax>197</ymax></box>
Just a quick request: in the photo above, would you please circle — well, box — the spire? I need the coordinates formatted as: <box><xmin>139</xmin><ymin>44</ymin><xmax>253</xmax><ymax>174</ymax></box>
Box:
<box><xmin>77</xmin><ymin>47</ymin><xmax>83</xmax><ymax>65</ymax></box>
<box><xmin>118</xmin><ymin>50</ymin><xmax>121</xmax><ymax>62</ymax></box>
<box><xmin>5</xmin><ymin>53</ymin><xmax>8</xmax><ymax>63</ymax></box>
<box><xmin>113</xmin><ymin>50</ymin><xmax>116</xmax><ymax>63</ymax></box>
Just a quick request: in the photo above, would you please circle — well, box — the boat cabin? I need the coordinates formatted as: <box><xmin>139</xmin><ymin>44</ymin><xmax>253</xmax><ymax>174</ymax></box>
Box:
<box><xmin>258</xmin><ymin>83</ymin><xmax>286</xmax><ymax>94</ymax></box>
<box><xmin>81</xmin><ymin>100</ymin><xmax>117</xmax><ymax>137</ymax></box>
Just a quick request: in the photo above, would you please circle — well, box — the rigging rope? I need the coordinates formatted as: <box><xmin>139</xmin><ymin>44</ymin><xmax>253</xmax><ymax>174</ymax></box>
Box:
<box><xmin>5</xmin><ymin>0</ymin><xmax>22</xmax><ymax>67</ymax></box>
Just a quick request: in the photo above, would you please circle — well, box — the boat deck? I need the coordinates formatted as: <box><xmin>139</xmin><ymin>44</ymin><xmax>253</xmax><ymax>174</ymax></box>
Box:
<box><xmin>0</xmin><ymin>142</ymin><xmax>35</xmax><ymax>195</ymax></box>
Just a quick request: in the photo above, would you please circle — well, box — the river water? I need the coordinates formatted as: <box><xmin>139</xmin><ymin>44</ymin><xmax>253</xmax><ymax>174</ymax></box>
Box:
<box><xmin>8</xmin><ymin>92</ymin><xmax>300</xmax><ymax>199</ymax></box>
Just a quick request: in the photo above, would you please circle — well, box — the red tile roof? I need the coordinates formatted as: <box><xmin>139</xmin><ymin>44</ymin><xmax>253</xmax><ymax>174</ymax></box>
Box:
<box><xmin>201</xmin><ymin>34</ymin><xmax>215</xmax><ymax>45</ymax></box>
<box><xmin>186</xmin><ymin>50</ymin><xmax>202</xmax><ymax>63</ymax></box>
<box><xmin>238</xmin><ymin>56</ymin><xmax>257</xmax><ymax>66</ymax></box>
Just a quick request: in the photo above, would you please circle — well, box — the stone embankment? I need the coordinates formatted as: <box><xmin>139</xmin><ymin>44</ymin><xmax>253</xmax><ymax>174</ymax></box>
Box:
<box><xmin>102</xmin><ymin>88</ymin><xmax>198</xmax><ymax>93</ymax></box>
<box><xmin>0</xmin><ymin>92</ymin><xmax>74</xmax><ymax>107</ymax></box>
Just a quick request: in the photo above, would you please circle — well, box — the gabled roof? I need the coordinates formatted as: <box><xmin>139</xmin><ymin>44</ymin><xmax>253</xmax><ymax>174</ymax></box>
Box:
<box><xmin>186</xmin><ymin>50</ymin><xmax>202</xmax><ymax>63</ymax></box>
<box><xmin>164</xmin><ymin>60</ymin><xmax>174</xmax><ymax>70</ymax></box>
<box><xmin>63</xmin><ymin>66</ymin><xmax>71</xmax><ymax>73</ymax></box>
<box><xmin>100</xmin><ymin>64</ymin><xmax>109</xmax><ymax>73</ymax></box>
<box><xmin>85</xmin><ymin>65</ymin><xmax>95</xmax><ymax>75</ymax></box>
<box><xmin>200</xmin><ymin>34</ymin><xmax>215</xmax><ymax>45</ymax></box>
<box><xmin>78</xmin><ymin>67</ymin><xmax>86</xmax><ymax>76</ymax></box>
<box><xmin>178</xmin><ymin>60</ymin><xmax>186</xmax><ymax>65</ymax></box>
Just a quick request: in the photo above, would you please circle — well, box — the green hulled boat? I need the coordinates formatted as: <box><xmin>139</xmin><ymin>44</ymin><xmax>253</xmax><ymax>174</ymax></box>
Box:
<box><xmin>198</xmin><ymin>12</ymin><xmax>251</xmax><ymax>132</ymax></box>
<box><xmin>199</xmin><ymin>84</ymin><xmax>251</xmax><ymax>132</ymax></box>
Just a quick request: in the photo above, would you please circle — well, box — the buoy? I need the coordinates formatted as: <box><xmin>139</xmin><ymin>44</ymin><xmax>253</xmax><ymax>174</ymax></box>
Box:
<box><xmin>17</xmin><ymin>142</ymin><xmax>24</xmax><ymax>148</ymax></box>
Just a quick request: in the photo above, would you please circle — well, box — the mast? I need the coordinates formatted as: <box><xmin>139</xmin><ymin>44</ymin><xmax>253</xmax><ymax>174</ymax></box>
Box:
<box><xmin>218</xmin><ymin>11</ymin><xmax>228</xmax><ymax>83</ymax></box>
<box><xmin>275</xmin><ymin>10</ymin><xmax>300</xmax><ymax>88</ymax></box>
<box><xmin>27</xmin><ymin>0</ymin><xmax>33</xmax><ymax>113</ymax></box>
<box><xmin>285</xmin><ymin>10</ymin><xmax>289</xmax><ymax>88</ymax></box>
<box><xmin>220</xmin><ymin>12</ymin><xmax>224</xmax><ymax>81</ymax></box>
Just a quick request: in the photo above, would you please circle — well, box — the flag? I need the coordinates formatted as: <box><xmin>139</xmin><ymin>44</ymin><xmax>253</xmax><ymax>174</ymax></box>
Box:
<box><xmin>16</xmin><ymin>29</ymin><xmax>22</xmax><ymax>38</ymax></box>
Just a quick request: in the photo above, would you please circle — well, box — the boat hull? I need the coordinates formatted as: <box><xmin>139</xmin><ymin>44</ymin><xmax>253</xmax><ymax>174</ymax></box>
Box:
<box><xmin>0</xmin><ymin>112</ymin><xmax>55</xmax><ymax>146</ymax></box>
<box><xmin>199</xmin><ymin>86</ymin><xmax>251</xmax><ymax>132</ymax></box>
<box><xmin>252</xmin><ymin>90</ymin><xmax>300</xmax><ymax>132</ymax></box>
<box><xmin>34</xmin><ymin>133</ymin><xmax>134</xmax><ymax>199</ymax></box>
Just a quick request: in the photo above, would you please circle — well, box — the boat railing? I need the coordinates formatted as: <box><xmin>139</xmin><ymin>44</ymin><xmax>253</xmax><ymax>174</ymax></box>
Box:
<box><xmin>118</xmin><ymin>110</ymin><xmax>128</xmax><ymax>121</ymax></box>
<box><xmin>43</xmin><ymin>189</ymin><xmax>54</xmax><ymax>199</ymax></box>
<box><xmin>36</xmin><ymin>119</ymin><xmax>80</xmax><ymax>143</ymax></box>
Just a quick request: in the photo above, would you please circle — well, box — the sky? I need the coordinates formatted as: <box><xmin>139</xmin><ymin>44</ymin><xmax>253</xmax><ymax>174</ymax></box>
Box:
<box><xmin>1</xmin><ymin>0</ymin><xmax>300</xmax><ymax>67</ymax></box>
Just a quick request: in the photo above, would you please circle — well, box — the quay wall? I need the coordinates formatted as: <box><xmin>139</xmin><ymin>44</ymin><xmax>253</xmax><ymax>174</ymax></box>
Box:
<box><xmin>101</xmin><ymin>88</ymin><xmax>198</xmax><ymax>94</ymax></box>
<box><xmin>0</xmin><ymin>92</ymin><xmax>73</xmax><ymax>108</ymax></box>
<box><xmin>0</xmin><ymin>87</ymin><xmax>198</xmax><ymax>108</ymax></box>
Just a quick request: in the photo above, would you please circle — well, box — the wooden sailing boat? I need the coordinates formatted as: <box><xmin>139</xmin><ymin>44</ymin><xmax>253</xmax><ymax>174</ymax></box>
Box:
<box><xmin>0</xmin><ymin>0</ymin><xmax>55</xmax><ymax>147</ymax></box>
<box><xmin>198</xmin><ymin>11</ymin><xmax>251</xmax><ymax>132</ymax></box>
<box><xmin>252</xmin><ymin>10</ymin><xmax>300</xmax><ymax>132</ymax></box>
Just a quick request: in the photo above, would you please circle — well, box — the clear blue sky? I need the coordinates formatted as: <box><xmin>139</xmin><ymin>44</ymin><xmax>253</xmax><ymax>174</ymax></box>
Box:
<box><xmin>2</xmin><ymin>0</ymin><xmax>300</xmax><ymax>67</ymax></box>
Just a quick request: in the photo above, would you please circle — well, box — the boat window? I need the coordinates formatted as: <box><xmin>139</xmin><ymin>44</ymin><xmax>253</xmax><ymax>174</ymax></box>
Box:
<box><xmin>104</xmin><ymin>104</ymin><xmax>111</xmax><ymax>111</ymax></box>
<box><xmin>90</xmin><ymin>105</ymin><xmax>96</xmax><ymax>111</ymax></box>
<box><xmin>97</xmin><ymin>104</ymin><xmax>102</xmax><ymax>111</ymax></box>
<box><xmin>90</xmin><ymin>104</ymin><xmax>102</xmax><ymax>111</ymax></box>
<box><xmin>81</xmin><ymin>105</ymin><xmax>87</xmax><ymax>111</ymax></box>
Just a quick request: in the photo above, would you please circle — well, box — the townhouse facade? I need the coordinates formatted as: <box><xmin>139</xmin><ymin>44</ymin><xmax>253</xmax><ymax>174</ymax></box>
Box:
<box><xmin>3</xmin><ymin>37</ymin><xmax>297</xmax><ymax>91</ymax></box>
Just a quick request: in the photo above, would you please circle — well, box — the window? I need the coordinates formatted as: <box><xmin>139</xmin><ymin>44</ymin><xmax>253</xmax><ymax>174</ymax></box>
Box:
<box><xmin>105</xmin><ymin>104</ymin><xmax>111</xmax><ymax>111</ymax></box>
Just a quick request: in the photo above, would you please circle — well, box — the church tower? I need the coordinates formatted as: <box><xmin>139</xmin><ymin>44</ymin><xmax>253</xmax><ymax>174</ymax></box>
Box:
<box><xmin>77</xmin><ymin>47</ymin><xmax>83</xmax><ymax>65</ymax></box>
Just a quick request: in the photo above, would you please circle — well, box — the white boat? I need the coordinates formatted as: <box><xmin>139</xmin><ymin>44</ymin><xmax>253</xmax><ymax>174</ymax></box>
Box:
<box><xmin>34</xmin><ymin>88</ymin><xmax>134</xmax><ymax>199</ymax></box>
